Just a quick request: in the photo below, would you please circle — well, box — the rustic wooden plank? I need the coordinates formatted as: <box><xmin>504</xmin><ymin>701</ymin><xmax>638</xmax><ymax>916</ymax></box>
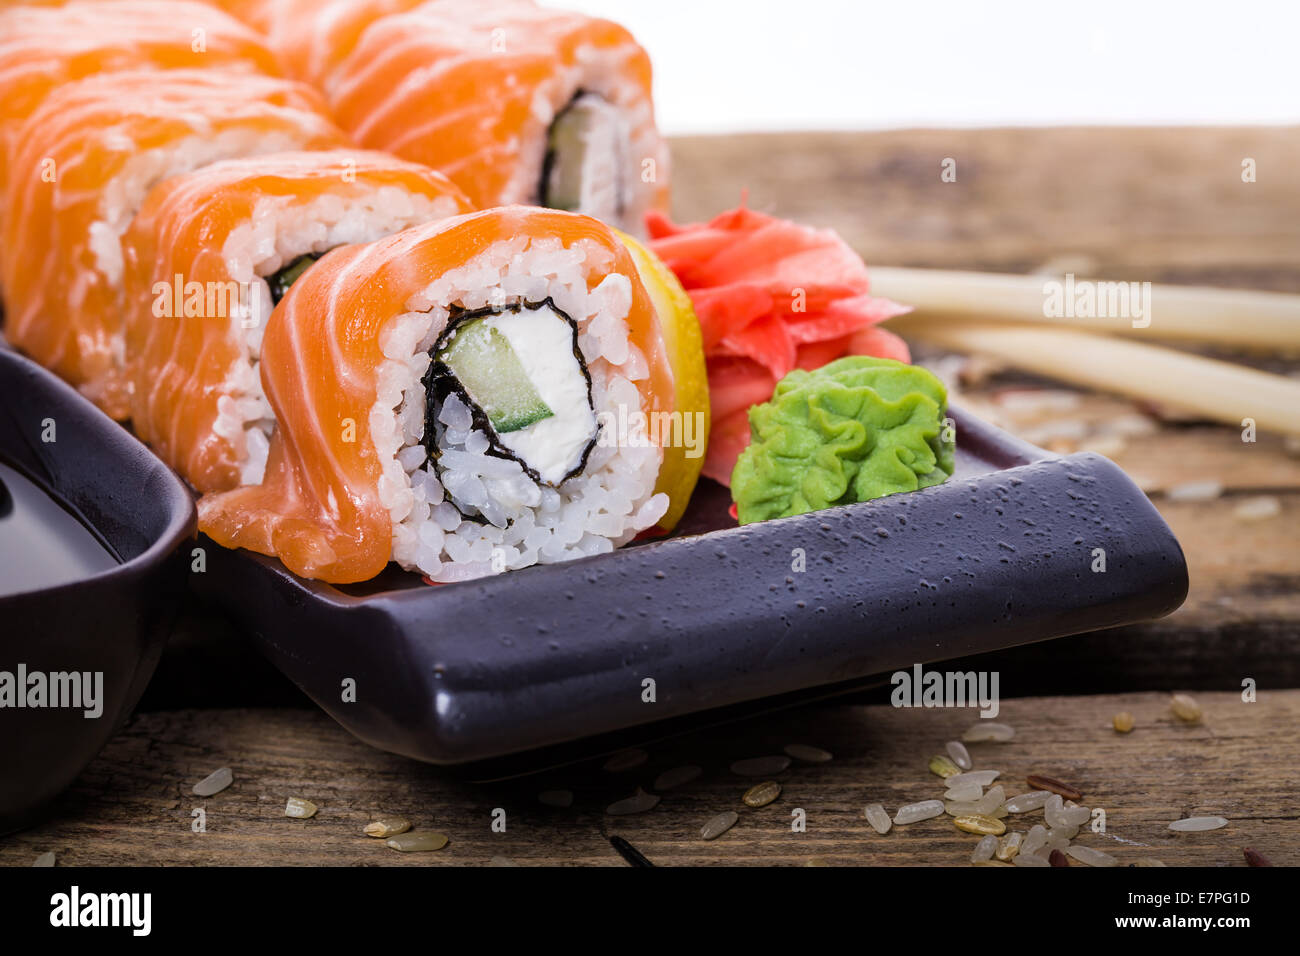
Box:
<box><xmin>2</xmin><ymin>693</ymin><xmax>1293</xmax><ymax>866</ymax></box>
<box><xmin>669</xmin><ymin>128</ymin><xmax>1300</xmax><ymax>291</ymax></box>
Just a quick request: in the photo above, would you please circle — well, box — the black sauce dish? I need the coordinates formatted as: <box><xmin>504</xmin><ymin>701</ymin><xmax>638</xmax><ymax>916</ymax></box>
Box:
<box><xmin>0</xmin><ymin>347</ymin><xmax>195</xmax><ymax>833</ymax></box>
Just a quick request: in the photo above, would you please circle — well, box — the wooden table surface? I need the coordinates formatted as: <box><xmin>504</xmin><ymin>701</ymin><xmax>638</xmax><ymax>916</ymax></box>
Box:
<box><xmin>5</xmin><ymin>127</ymin><xmax>1299</xmax><ymax>866</ymax></box>
<box><xmin>1</xmin><ymin>692</ymin><xmax>1293</xmax><ymax>866</ymax></box>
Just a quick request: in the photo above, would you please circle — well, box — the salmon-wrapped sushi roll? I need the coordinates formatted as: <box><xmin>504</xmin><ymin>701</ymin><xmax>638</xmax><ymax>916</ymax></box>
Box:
<box><xmin>123</xmin><ymin>150</ymin><xmax>471</xmax><ymax>493</ymax></box>
<box><xmin>329</xmin><ymin>0</ymin><xmax>668</xmax><ymax>234</ymax></box>
<box><xmin>0</xmin><ymin>69</ymin><xmax>345</xmax><ymax>419</ymax></box>
<box><xmin>200</xmin><ymin>207</ymin><xmax>709</xmax><ymax>584</ymax></box>
<box><xmin>214</xmin><ymin>0</ymin><xmax>423</xmax><ymax>90</ymax></box>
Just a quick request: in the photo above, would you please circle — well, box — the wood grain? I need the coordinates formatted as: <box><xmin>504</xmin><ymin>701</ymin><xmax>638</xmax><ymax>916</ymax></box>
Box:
<box><xmin>670</xmin><ymin>127</ymin><xmax>1300</xmax><ymax>291</ymax></box>
<box><xmin>1</xmin><ymin>693</ymin><xmax>1292</xmax><ymax>867</ymax></box>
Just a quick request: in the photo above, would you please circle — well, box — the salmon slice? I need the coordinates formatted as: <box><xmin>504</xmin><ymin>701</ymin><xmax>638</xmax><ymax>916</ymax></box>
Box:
<box><xmin>122</xmin><ymin>149</ymin><xmax>470</xmax><ymax>493</ymax></box>
<box><xmin>213</xmin><ymin>0</ymin><xmax>425</xmax><ymax>91</ymax></box>
<box><xmin>198</xmin><ymin>207</ymin><xmax>683</xmax><ymax>583</ymax></box>
<box><xmin>0</xmin><ymin>68</ymin><xmax>345</xmax><ymax>418</ymax></box>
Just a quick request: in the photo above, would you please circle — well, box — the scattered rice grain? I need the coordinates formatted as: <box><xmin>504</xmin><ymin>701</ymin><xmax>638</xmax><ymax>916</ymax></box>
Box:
<box><xmin>978</xmin><ymin>785</ymin><xmax>1006</xmax><ymax>814</ymax></box>
<box><xmin>1046</xmin><ymin>824</ymin><xmax>1080</xmax><ymax>843</ymax></box>
<box><xmin>1170</xmin><ymin>693</ymin><xmax>1202</xmax><ymax>723</ymax></box>
<box><xmin>1003</xmin><ymin>790</ymin><xmax>1052</xmax><ymax>814</ymax></box>
<box><xmin>1048</xmin><ymin>849</ymin><xmax>1070</xmax><ymax>867</ymax></box>
<box><xmin>954</xmin><ymin>813</ymin><xmax>1006</xmax><ymax>836</ymax></box>
<box><xmin>962</xmin><ymin>722</ymin><xmax>1014</xmax><ymax>742</ymax></box>
<box><xmin>1113</xmin><ymin>711</ymin><xmax>1135</xmax><ymax>733</ymax></box>
<box><xmin>1234</xmin><ymin>496</ymin><xmax>1280</xmax><ymax>522</ymax></box>
<box><xmin>33</xmin><ymin>852</ymin><xmax>55</xmax><ymax>867</ymax></box>
<box><xmin>1167</xmin><ymin>479</ymin><xmax>1223</xmax><ymax>502</ymax></box>
<box><xmin>1013</xmin><ymin>853</ymin><xmax>1050</xmax><ymax>867</ymax></box>
<box><xmin>1066</xmin><ymin>845</ymin><xmax>1119</xmax><ymax>867</ymax></box>
<box><xmin>864</xmin><ymin>803</ymin><xmax>892</xmax><ymax>834</ymax></box>
<box><xmin>971</xmin><ymin>834</ymin><xmax>998</xmax><ymax>862</ymax></box>
<box><xmin>364</xmin><ymin>816</ymin><xmax>410</xmax><ymax>838</ymax></box>
<box><xmin>944</xmin><ymin>770</ymin><xmax>1000</xmax><ymax>789</ymax></box>
<box><xmin>605</xmin><ymin>788</ymin><xmax>660</xmax><ymax>816</ymax></box>
<box><xmin>929</xmin><ymin>754</ymin><xmax>961</xmax><ymax>778</ymax></box>
<box><xmin>743</xmin><ymin>781</ymin><xmax>782</xmax><ymax>808</ymax></box>
<box><xmin>783</xmin><ymin>744</ymin><xmax>832</xmax><ymax>763</ymax></box>
<box><xmin>1022</xmin><ymin>824</ymin><xmax>1048</xmax><ymax>856</ymax></box>
<box><xmin>284</xmin><ymin>797</ymin><xmax>318</xmax><ymax>819</ymax></box>
<box><xmin>943</xmin><ymin>781</ymin><xmax>983</xmax><ymax>801</ymax></box>
<box><xmin>945</xmin><ymin>740</ymin><xmax>972</xmax><ymax>770</ymax></box>
<box><xmin>1045</xmin><ymin>796</ymin><xmax>1090</xmax><ymax>827</ymax></box>
<box><xmin>1243</xmin><ymin>847</ymin><xmax>1273</xmax><ymax>867</ymax></box>
<box><xmin>386</xmin><ymin>832</ymin><xmax>448</xmax><ymax>852</ymax></box>
<box><xmin>893</xmin><ymin>800</ymin><xmax>945</xmax><ymax>825</ymax></box>
<box><xmin>1168</xmin><ymin>816</ymin><xmax>1227</xmax><ymax>832</ymax></box>
<box><xmin>192</xmin><ymin>767</ymin><xmax>233</xmax><ymax>797</ymax></box>
<box><xmin>701</xmin><ymin>810</ymin><xmax>740</xmax><ymax>840</ymax></box>
<box><xmin>996</xmin><ymin>832</ymin><xmax>1023</xmax><ymax>861</ymax></box>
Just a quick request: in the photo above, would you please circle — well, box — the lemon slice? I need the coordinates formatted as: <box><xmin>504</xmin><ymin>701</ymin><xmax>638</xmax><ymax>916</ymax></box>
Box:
<box><xmin>615</xmin><ymin>229</ymin><xmax>710</xmax><ymax>531</ymax></box>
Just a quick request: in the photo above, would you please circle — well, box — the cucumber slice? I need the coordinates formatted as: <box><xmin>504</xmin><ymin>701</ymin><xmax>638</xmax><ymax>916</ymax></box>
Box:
<box><xmin>543</xmin><ymin>99</ymin><xmax>593</xmax><ymax>213</ymax></box>
<box><xmin>437</xmin><ymin>318</ymin><xmax>554</xmax><ymax>433</ymax></box>
<box><xmin>542</xmin><ymin>93</ymin><xmax>627</xmax><ymax>220</ymax></box>
<box><xmin>267</xmin><ymin>253</ymin><xmax>321</xmax><ymax>305</ymax></box>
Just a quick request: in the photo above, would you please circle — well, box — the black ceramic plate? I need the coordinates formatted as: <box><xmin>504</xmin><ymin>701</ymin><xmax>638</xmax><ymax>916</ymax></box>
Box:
<box><xmin>0</xmin><ymin>348</ymin><xmax>195</xmax><ymax>832</ymax></box>
<box><xmin>191</xmin><ymin>407</ymin><xmax>1188</xmax><ymax>769</ymax></box>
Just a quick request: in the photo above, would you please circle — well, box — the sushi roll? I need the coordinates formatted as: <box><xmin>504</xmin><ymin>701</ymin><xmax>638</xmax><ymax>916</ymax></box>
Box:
<box><xmin>0</xmin><ymin>68</ymin><xmax>345</xmax><ymax>419</ymax></box>
<box><xmin>0</xmin><ymin>0</ymin><xmax>282</xmax><ymax>275</ymax></box>
<box><xmin>199</xmin><ymin>207</ymin><xmax>708</xmax><ymax>583</ymax></box>
<box><xmin>327</xmin><ymin>0</ymin><xmax>668</xmax><ymax>234</ymax></box>
<box><xmin>122</xmin><ymin>150</ymin><xmax>471</xmax><ymax>493</ymax></box>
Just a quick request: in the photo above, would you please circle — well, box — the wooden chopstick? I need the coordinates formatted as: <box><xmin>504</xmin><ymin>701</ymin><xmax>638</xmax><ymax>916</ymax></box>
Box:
<box><xmin>898</xmin><ymin>319</ymin><xmax>1300</xmax><ymax>435</ymax></box>
<box><xmin>871</xmin><ymin>266</ymin><xmax>1300</xmax><ymax>351</ymax></box>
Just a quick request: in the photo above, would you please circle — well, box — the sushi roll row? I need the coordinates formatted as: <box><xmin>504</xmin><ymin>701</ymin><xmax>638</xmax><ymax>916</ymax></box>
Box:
<box><xmin>0</xmin><ymin>0</ymin><xmax>706</xmax><ymax>584</ymax></box>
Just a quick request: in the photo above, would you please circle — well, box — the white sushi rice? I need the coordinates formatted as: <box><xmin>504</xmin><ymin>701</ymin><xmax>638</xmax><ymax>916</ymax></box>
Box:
<box><xmin>92</xmin><ymin>130</ymin><xmax>309</xmax><ymax>289</ymax></box>
<box><xmin>209</xmin><ymin>186</ymin><xmax>462</xmax><ymax>486</ymax></box>
<box><xmin>374</xmin><ymin>235</ymin><xmax>668</xmax><ymax>582</ymax></box>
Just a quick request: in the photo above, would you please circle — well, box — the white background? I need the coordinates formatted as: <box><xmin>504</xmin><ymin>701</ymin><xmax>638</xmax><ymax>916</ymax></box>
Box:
<box><xmin>548</xmin><ymin>0</ymin><xmax>1300</xmax><ymax>134</ymax></box>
